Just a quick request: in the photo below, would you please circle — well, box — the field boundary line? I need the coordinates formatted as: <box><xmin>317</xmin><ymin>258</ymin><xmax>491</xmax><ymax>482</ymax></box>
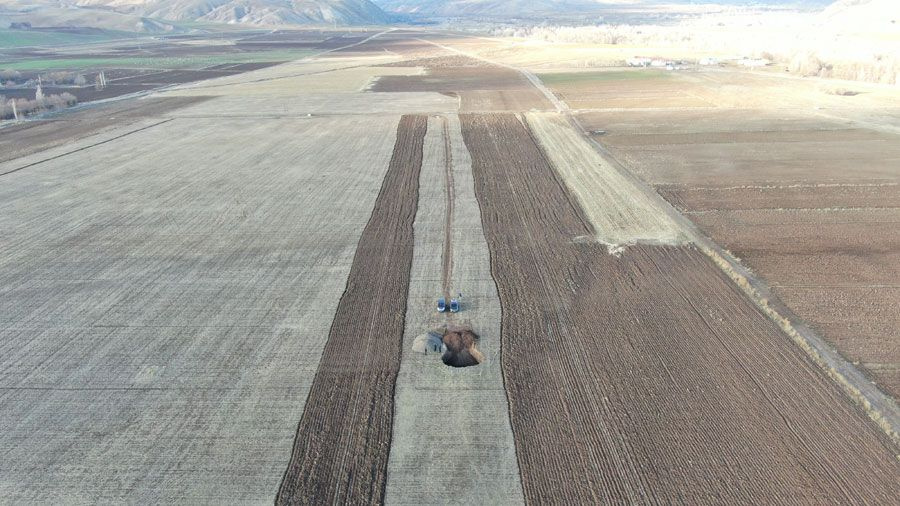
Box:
<box><xmin>0</xmin><ymin>118</ymin><xmax>173</xmax><ymax>177</ymax></box>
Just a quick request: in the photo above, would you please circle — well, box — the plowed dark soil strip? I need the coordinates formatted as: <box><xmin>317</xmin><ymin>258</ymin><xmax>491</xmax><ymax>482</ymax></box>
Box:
<box><xmin>277</xmin><ymin>115</ymin><xmax>426</xmax><ymax>505</ymax></box>
<box><xmin>460</xmin><ymin>113</ymin><xmax>900</xmax><ymax>504</ymax></box>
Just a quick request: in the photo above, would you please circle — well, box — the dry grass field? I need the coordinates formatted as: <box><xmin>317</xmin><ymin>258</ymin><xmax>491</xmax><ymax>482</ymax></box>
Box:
<box><xmin>2</xmin><ymin>28</ymin><xmax>899</xmax><ymax>504</ymax></box>
<box><xmin>0</xmin><ymin>104</ymin><xmax>404</xmax><ymax>502</ymax></box>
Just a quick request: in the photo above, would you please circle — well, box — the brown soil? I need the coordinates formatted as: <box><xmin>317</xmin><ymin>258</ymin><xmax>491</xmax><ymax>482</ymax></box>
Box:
<box><xmin>439</xmin><ymin>116</ymin><xmax>454</xmax><ymax>297</ymax></box>
<box><xmin>237</xmin><ymin>30</ymin><xmax>349</xmax><ymax>43</ymax></box>
<box><xmin>1</xmin><ymin>64</ymin><xmax>284</xmax><ymax>105</ymax></box>
<box><xmin>0</xmin><ymin>96</ymin><xmax>210</xmax><ymax>164</ymax></box>
<box><xmin>460</xmin><ymin>113</ymin><xmax>900</xmax><ymax>504</ymax></box>
<box><xmin>580</xmin><ymin>103</ymin><xmax>900</xmax><ymax>400</ymax></box>
<box><xmin>336</xmin><ymin>36</ymin><xmax>441</xmax><ymax>59</ymax></box>
<box><xmin>691</xmin><ymin>207</ymin><xmax>900</xmax><ymax>398</ymax></box>
<box><xmin>441</xmin><ymin>327</ymin><xmax>484</xmax><ymax>368</ymax></box>
<box><xmin>659</xmin><ymin>183</ymin><xmax>900</xmax><ymax>211</ymax></box>
<box><xmin>277</xmin><ymin>115</ymin><xmax>426</xmax><ymax>505</ymax></box>
<box><xmin>373</xmin><ymin>66</ymin><xmax>534</xmax><ymax>93</ymax></box>
<box><xmin>372</xmin><ymin>66</ymin><xmax>551</xmax><ymax>112</ymax></box>
<box><xmin>379</xmin><ymin>55</ymin><xmax>493</xmax><ymax>68</ymax></box>
<box><xmin>315</xmin><ymin>35</ymin><xmax>369</xmax><ymax>49</ymax></box>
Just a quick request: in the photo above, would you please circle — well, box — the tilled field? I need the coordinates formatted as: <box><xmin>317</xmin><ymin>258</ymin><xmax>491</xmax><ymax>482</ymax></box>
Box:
<box><xmin>371</xmin><ymin>55</ymin><xmax>551</xmax><ymax>112</ymax></box>
<box><xmin>277</xmin><ymin>115</ymin><xmax>426</xmax><ymax>505</ymax></box>
<box><xmin>690</xmin><ymin>207</ymin><xmax>900</xmax><ymax>396</ymax></box>
<box><xmin>583</xmin><ymin>107</ymin><xmax>900</xmax><ymax>400</ymax></box>
<box><xmin>460</xmin><ymin>113</ymin><xmax>900</xmax><ymax>504</ymax></box>
<box><xmin>0</xmin><ymin>65</ymin><xmax>288</xmax><ymax>104</ymax></box>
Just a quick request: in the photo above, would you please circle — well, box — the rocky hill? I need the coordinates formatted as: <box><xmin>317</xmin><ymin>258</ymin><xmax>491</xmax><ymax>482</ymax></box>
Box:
<box><xmin>0</xmin><ymin>0</ymin><xmax>390</xmax><ymax>30</ymax></box>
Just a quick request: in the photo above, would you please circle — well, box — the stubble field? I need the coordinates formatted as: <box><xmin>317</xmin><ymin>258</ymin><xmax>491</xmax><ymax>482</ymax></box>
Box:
<box><xmin>0</xmin><ymin>106</ymin><xmax>403</xmax><ymax>502</ymax></box>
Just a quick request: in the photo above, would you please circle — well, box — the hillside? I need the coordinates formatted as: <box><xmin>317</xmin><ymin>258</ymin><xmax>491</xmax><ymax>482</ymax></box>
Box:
<box><xmin>75</xmin><ymin>0</ymin><xmax>390</xmax><ymax>25</ymax></box>
<box><xmin>821</xmin><ymin>0</ymin><xmax>900</xmax><ymax>29</ymax></box>
<box><xmin>0</xmin><ymin>0</ymin><xmax>390</xmax><ymax>30</ymax></box>
<box><xmin>374</xmin><ymin>0</ymin><xmax>834</xmax><ymax>20</ymax></box>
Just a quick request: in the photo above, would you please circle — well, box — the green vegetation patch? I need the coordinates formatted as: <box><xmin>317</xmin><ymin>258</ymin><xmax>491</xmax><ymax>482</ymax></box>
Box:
<box><xmin>0</xmin><ymin>49</ymin><xmax>315</xmax><ymax>71</ymax></box>
<box><xmin>0</xmin><ymin>28</ymin><xmax>133</xmax><ymax>49</ymax></box>
<box><xmin>538</xmin><ymin>70</ymin><xmax>670</xmax><ymax>85</ymax></box>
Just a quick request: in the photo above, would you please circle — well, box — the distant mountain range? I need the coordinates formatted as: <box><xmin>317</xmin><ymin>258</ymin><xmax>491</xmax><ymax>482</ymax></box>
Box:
<box><xmin>0</xmin><ymin>0</ymin><xmax>390</xmax><ymax>30</ymax></box>
<box><xmin>0</xmin><ymin>0</ymin><xmax>878</xmax><ymax>32</ymax></box>
<box><xmin>374</xmin><ymin>0</ymin><xmax>835</xmax><ymax>20</ymax></box>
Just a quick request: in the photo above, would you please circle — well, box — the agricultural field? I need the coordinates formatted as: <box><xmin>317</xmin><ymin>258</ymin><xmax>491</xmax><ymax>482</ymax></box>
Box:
<box><xmin>0</xmin><ymin>29</ymin><xmax>372</xmax><ymax>106</ymax></box>
<box><xmin>1</xmin><ymin>28</ymin><xmax>899</xmax><ymax>504</ymax></box>
<box><xmin>460</xmin><ymin>112</ymin><xmax>898</xmax><ymax>503</ymax></box>
<box><xmin>577</xmin><ymin>95</ymin><xmax>900</xmax><ymax>399</ymax></box>
<box><xmin>0</xmin><ymin>96</ymin><xmax>208</xmax><ymax>164</ymax></box>
<box><xmin>0</xmin><ymin>97</ymin><xmax>405</xmax><ymax>502</ymax></box>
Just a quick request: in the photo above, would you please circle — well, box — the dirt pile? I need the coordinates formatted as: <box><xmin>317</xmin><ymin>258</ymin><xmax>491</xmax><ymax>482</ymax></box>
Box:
<box><xmin>441</xmin><ymin>326</ymin><xmax>484</xmax><ymax>368</ymax></box>
<box><xmin>412</xmin><ymin>330</ymin><xmax>445</xmax><ymax>354</ymax></box>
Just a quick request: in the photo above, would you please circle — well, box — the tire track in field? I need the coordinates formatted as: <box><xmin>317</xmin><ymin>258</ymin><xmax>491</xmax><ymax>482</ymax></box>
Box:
<box><xmin>439</xmin><ymin>115</ymin><xmax>455</xmax><ymax>300</ymax></box>
<box><xmin>461</xmin><ymin>113</ymin><xmax>900</xmax><ymax>504</ymax></box>
<box><xmin>276</xmin><ymin>115</ymin><xmax>426</xmax><ymax>505</ymax></box>
<box><xmin>0</xmin><ymin>119</ymin><xmax>173</xmax><ymax>177</ymax></box>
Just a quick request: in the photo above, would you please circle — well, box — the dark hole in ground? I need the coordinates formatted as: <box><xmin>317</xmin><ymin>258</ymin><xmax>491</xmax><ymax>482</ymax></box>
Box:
<box><xmin>442</xmin><ymin>326</ymin><xmax>484</xmax><ymax>368</ymax></box>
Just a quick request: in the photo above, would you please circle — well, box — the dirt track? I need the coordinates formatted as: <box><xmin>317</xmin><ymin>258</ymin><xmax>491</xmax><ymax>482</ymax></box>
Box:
<box><xmin>460</xmin><ymin>113</ymin><xmax>900</xmax><ymax>504</ymax></box>
<box><xmin>277</xmin><ymin>115</ymin><xmax>426</xmax><ymax>505</ymax></box>
<box><xmin>439</xmin><ymin>116</ymin><xmax>455</xmax><ymax>299</ymax></box>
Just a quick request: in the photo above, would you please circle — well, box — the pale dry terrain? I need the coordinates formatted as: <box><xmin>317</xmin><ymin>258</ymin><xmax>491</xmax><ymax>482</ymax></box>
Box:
<box><xmin>0</xmin><ymin>112</ymin><xmax>402</xmax><ymax>502</ymax></box>
<box><xmin>524</xmin><ymin>112</ymin><xmax>688</xmax><ymax>248</ymax></box>
<box><xmin>385</xmin><ymin>115</ymin><xmax>523</xmax><ymax>505</ymax></box>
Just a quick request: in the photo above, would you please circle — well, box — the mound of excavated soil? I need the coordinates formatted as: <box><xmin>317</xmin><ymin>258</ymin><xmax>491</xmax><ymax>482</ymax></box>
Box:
<box><xmin>412</xmin><ymin>330</ymin><xmax>446</xmax><ymax>354</ymax></box>
<box><xmin>441</xmin><ymin>326</ymin><xmax>484</xmax><ymax>368</ymax></box>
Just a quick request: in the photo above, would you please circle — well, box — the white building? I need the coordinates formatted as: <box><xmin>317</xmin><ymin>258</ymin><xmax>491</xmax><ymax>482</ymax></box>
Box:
<box><xmin>626</xmin><ymin>57</ymin><xmax>652</xmax><ymax>67</ymax></box>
